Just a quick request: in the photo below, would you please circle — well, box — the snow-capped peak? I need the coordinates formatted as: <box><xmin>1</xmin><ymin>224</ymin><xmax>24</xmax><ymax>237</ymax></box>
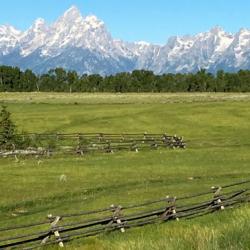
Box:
<box><xmin>55</xmin><ymin>5</ymin><xmax>83</xmax><ymax>25</ymax></box>
<box><xmin>22</xmin><ymin>18</ymin><xmax>48</xmax><ymax>37</ymax></box>
<box><xmin>61</xmin><ymin>5</ymin><xmax>82</xmax><ymax>21</ymax></box>
<box><xmin>32</xmin><ymin>18</ymin><xmax>46</xmax><ymax>31</ymax></box>
<box><xmin>19</xmin><ymin>18</ymin><xmax>48</xmax><ymax>57</ymax></box>
<box><xmin>0</xmin><ymin>25</ymin><xmax>22</xmax><ymax>55</ymax></box>
<box><xmin>208</xmin><ymin>27</ymin><xmax>234</xmax><ymax>53</ymax></box>
<box><xmin>0</xmin><ymin>24</ymin><xmax>22</xmax><ymax>36</ymax></box>
<box><xmin>239</xmin><ymin>27</ymin><xmax>250</xmax><ymax>34</ymax></box>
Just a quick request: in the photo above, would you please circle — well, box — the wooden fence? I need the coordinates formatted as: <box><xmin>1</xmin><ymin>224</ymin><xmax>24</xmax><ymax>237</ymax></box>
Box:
<box><xmin>0</xmin><ymin>179</ymin><xmax>249</xmax><ymax>249</ymax></box>
<box><xmin>0</xmin><ymin>133</ymin><xmax>186</xmax><ymax>156</ymax></box>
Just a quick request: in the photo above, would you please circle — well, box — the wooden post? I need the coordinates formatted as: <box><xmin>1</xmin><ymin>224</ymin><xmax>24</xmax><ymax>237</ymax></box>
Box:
<box><xmin>110</xmin><ymin>205</ymin><xmax>125</xmax><ymax>233</ymax></box>
<box><xmin>160</xmin><ymin>196</ymin><xmax>178</xmax><ymax>221</ymax></box>
<box><xmin>99</xmin><ymin>133</ymin><xmax>104</xmax><ymax>142</ymax></box>
<box><xmin>105</xmin><ymin>141</ymin><xmax>113</xmax><ymax>153</ymax></box>
<box><xmin>211</xmin><ymin>186</ymin><xmax>225</xmax><ymax>210</ymax></box>
<box><xmin>151</xmin><ymin>139</ymin><xmax>158</xmax><ymax>149</ymax></box>
<box><xmin>131</xmin><ymin>142</ymin><xmax>138</xmax><ymax>152</ymax></box>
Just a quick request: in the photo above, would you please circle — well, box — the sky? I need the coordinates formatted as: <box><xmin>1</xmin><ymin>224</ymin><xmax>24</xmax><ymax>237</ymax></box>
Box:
<box><xmin>1</xmin><ymin>0</ymin><xmax>250</xmax><ymax>44</ymax></box>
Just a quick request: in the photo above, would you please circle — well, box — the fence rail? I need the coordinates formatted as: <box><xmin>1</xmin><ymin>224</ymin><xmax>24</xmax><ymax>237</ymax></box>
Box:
<box><xmin>0</xmin><ymin>179</ymin><xmax>249</xmax><ymax>249</ymax></box>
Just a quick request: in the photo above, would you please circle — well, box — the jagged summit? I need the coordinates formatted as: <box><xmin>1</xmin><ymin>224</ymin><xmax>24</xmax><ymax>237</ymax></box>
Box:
<box><xmin>65</xmin><ymin>5</ymin><xmax>81</xmax><ymax>14</ymax></box>
<box><xmin>210</xmin><ymin>26</ymin><xmax>224</xmax><ymax>34</ymax></box>
<box><xmin>33</xmin><ymin>18</ymin><xmax>46</xmax><ymax>27</ymax></box>
<box><xmin>0</xmin><ymin>24</ymin><xmax>21</xmax><ymax>35</ymax></box>
<box><xmin>53</xmin><ymin>6</ymin><xmax>84</xmax><ymax>29</ymax></box>
<box><xmin>61</xmin><ymin>5</ymin><xmax>83</xmax><ymax>21</ymax></box>
<box><xmin>0</xmin><ymin>6</ymin><xmax>250</xmax><ymax>74</ymax></box>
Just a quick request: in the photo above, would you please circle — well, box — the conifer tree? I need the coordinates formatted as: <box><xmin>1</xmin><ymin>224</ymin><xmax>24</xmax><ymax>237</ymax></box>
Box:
<box><xmin>0</xmin><ymin>105</ymin><xmax>16</xmax><ymax>149</ymax></box>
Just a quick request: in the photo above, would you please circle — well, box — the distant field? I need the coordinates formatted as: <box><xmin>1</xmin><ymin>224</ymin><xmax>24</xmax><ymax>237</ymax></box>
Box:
<box><xmin>0</xmin><ymin>92</ymin><xmax>250</xmax><ymax>249</ymax></box>
<box><xmin>1</xmin><ymin>92</ymin><xmax>250</xmax><ymax>104</ymax></box>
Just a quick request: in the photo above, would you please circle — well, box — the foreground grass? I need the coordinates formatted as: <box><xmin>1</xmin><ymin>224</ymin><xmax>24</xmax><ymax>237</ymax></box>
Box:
<box><xmin>0</xmin><ymin>93</ymin><xmax>250</xmax><ymax>249</ymax></box>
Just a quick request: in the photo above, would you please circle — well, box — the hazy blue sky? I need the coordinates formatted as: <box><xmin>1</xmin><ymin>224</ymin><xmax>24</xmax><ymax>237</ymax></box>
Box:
<box><xmin>1</xmin><ymin>0</ymin><xmax>250</xmax><ymax>44</ymax></box>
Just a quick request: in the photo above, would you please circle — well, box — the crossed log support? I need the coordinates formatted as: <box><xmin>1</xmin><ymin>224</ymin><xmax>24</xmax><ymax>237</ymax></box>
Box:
<box><xmin>41</xmin><ymin>214</ymin><xmax>64</xmax><ymax>248</ymax></box>
<box><xmin>161</xmin><ymin>196</ymin><xmax>179</xmax><ymax>221</ymax></box>
<box><xmin>109</xmin><ymin>205</ymin><xmax>125</xmax><ymax>233</ymax></box>
<box><xmin>211</xmin><ymin>186</ymin><xmax>225</xmax><ymax>210</ymax></box>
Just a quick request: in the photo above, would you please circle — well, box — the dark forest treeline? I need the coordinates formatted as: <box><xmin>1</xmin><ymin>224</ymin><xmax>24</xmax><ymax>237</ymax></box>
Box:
<box><xmin>0</xmin><ymin>65</ymin><xmax>250</xmax><ymax>92</ymax></box>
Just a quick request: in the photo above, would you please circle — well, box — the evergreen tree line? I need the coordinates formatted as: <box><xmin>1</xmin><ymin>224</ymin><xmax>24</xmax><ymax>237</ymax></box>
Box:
<box><xmin>0</xmin><ymin>65</ymin><xmax>250</xmax><ymax>92</ymax></box>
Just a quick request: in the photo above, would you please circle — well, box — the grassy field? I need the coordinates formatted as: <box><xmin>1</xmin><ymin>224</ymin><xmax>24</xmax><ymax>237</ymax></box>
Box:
<box><xmin>0</xmin><ymin>92</ymin><xmax>250</xmax><ymax>249</ymax></box>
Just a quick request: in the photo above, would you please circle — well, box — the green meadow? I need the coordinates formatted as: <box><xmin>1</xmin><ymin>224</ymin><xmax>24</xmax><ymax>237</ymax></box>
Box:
<box><xmin>0</xmin><ymin>92</ymin><xmax>250</xmax><ymax>249</ymax></box>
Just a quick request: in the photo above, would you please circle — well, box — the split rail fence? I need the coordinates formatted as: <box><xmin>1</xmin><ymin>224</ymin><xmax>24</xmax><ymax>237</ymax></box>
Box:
<box><xmin>0</xmin><ymin>133</ymin><xmax>186</xmax><ymax>156</ymax></box>
<box><xmin>0</xmin><ymin>179</ymin><xmax>250</xmax><ymax>249</ymax></box>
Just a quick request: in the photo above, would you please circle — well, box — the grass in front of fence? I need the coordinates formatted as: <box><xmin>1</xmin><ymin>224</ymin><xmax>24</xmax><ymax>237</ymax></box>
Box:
<box><xmin>0</xmin><ymin>93</ymin><xmax>250</xmax><ymax>249</ymax></box>
<box><xmin>99</xmin><ymin>205</ymin><xmax>250</xmax><ymax>250</ymax></box>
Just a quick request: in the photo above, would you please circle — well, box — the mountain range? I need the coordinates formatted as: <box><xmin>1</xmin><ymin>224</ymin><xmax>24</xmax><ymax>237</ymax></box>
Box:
<box><xmin>1</xmin><ymin>6</ymin><xmax>250</xmax><ymax>75</ymax></box>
